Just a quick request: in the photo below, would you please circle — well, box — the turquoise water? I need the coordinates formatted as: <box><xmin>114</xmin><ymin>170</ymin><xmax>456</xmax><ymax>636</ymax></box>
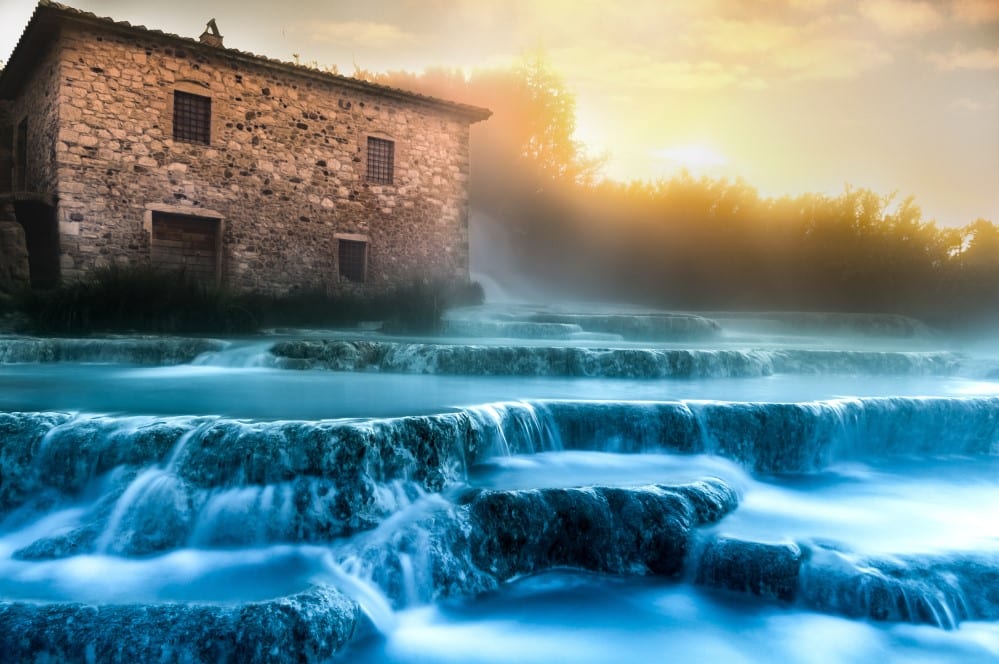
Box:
<box><xmin>3</xmin><ymin>331</ymin><xmax>999</xmax><ymax>661</ymax></box>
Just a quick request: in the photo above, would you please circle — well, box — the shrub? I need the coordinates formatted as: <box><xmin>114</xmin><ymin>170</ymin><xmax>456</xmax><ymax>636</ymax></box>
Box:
<box><xmin>17</xmin><ymin>265</ymin><xmax>243</xmax><ymax>335</ymax></box>
<box><xmin>16</xmin><ymin>265</ymin><xmax>483</xmax><ymax>335</ymax></box>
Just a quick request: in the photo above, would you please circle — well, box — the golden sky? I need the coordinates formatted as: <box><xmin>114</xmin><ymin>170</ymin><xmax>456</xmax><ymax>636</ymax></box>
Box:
<box><xmin>3</xmin><ymin>0</ymin><xmax>997</xmax><ymax>225</ymax></box>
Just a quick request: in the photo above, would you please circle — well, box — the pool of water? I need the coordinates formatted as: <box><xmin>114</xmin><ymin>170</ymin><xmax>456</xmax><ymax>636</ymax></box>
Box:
<box><xmin>347</xmin><ymin>572</ymin><xmax>999</xmax><ymax>664</ymax></box>
<box><xmin>1</xmin><ymin>361</ymin><xmax>996</xmax><ymax>419</ymax></box>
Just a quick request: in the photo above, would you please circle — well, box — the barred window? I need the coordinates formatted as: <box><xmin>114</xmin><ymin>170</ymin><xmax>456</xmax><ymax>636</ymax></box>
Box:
<box><xmin>173</xmin><ymin>91</ymin><xmax>211</xmax><ymax>144</ymax></box>
<box><xmin>366</xmin><ymin>137</ymin><xmax>394</xmax><ymax>184</ymax></box>
<box><xmin>338</xmin><ymin>239</ymin><xmax>367</xmax><ymax>283</ymax></box>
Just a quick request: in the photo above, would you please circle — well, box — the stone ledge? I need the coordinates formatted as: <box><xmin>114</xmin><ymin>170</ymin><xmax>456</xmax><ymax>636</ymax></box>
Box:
<box><xmin>0</xmin><ymin>584</ymin><xmax>363</xmax><ymax>664</ymax></box>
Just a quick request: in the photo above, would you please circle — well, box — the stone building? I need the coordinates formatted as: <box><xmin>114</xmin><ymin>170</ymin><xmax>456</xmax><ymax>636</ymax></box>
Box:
<box><xmin>0</xmin><ymin>1</ymin><xmax>490</xmax><ymax>293</ymax></box>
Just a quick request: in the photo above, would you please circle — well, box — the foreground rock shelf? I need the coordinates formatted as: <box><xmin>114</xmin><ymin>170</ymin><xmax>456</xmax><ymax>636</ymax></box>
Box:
<box><xmin>0</xmin><ymin>479</ymin><xmax>737</xmax><ymax>663</ymax></box>
<box><xmin>3</xmin><ymin>394</ymin><xmax>999</xmax><ymax>661</ymax></box>
<box><xmin>0</xmin><ymin>585</ymin><xmax>363</xmax><ymax>663</ymax></box>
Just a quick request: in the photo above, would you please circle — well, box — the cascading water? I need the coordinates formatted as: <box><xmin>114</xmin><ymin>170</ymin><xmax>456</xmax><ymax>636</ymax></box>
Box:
<box><xmin>2</xmin><ymin>316</ymin><xmax>999</xmax><ymax>662</ymax></box>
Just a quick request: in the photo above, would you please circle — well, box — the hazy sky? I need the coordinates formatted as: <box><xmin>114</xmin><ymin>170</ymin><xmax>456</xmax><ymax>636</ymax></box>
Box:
<box><xmin>2</xmin><ymin>0</ymin><xmax>997</xmax><ymax>225</ymax></box>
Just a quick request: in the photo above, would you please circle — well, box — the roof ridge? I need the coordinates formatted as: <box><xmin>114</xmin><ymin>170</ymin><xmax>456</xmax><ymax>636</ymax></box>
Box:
<box><xmin>2</xmin><ymin>1</ymin><xmax>491</xmax><ymax>122</ymax></box>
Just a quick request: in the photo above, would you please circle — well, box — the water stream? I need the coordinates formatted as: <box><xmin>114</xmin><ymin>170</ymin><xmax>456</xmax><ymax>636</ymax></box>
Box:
<box><xmin>2</xmin><ymin>320</ymin><xmax>999</xmax><ymax>661</ymax></box>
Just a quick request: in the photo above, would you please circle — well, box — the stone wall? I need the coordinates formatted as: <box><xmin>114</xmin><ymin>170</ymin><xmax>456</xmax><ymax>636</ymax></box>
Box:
<box><xmin>0</xmin><ymin>102</ymin><xmax>12</xmax><ymax>192</ymax></box>
<box><xmin>52</xmin><ymin>24</ymin><xmax>474</xmax><ymax>293</ymax></box>
<box><xmin>5</xmin><ymin>37</ymin><xmax>62</xmax><ymax>198</ymax></box>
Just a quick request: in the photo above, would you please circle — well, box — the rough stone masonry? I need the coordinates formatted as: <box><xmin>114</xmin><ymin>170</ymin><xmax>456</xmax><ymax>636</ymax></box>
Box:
<box><xmin>0</xmin><ymin>1</ymin><xmax>490</xmax><ymax>293</ymax></box>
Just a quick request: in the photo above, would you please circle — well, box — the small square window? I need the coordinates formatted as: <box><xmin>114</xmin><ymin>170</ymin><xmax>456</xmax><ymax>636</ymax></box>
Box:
<box><xmin>173</xmin><ymin>91</ymin><xmax>211</xmax><ymax>144</ymax></box>
<box><xmin>339</xmin><ymin>239</ymin><xmax>367</xmax><ymax>283</ymax></box>
<box><xmin>366</xmin><ymin>137</ymin><xmax>394</xmax><ymax>185</ymax></box>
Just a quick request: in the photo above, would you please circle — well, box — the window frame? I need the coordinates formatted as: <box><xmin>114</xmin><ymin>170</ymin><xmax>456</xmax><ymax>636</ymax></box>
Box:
<box><xmin>149</xmin><ymin>210</ymin><xmax>223</xmax><ymax>287</ymax></box>
<box><xmin>172</xmin><ymin>90</ymin><xmax>212</xmax><ymax>145</ymax></box>
<box><xmin>365</xmin><ymin>136</ymin><xmax>395</xmax><ymax>185</ymax></box>
<box><xmin>337</xmin><ymin>238</ymin><xmax>368</xmax><ymax>283</ymax></box>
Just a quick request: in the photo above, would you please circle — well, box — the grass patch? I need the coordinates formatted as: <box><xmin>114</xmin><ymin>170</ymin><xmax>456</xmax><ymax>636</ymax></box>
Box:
<box><xmin>15</xmin><ymin>265</ymin><xmax>483</xmax><ymax>335</ymax></box>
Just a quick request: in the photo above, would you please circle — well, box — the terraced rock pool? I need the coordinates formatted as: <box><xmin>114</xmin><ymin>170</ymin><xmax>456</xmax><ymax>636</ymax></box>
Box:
<box><xmin>2</xmin><ymin>319</ymin><xmax>999</xmax><ymax>662</ymax></box>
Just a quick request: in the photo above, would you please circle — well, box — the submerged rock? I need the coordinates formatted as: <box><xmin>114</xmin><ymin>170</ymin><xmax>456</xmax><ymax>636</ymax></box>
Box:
<box><xmin>695</xmin><ymin>537</ymin><xmax>804</xmax><ymax>602</ymax></box>
<box><xmin>692</xmin><ymin>536</ymin><xmax>999</xmax><ymax>630</ymax></box>
<box><xmin>799</xmin><ymin>547</ymin><xmax>999</xmax><ymax>628</ymax></box>
<box><xmin>0</xmin><ymin>585</ymin><xmax>362</xmax><ymax>663</ymax></box>
<box><xmin>467</xmin><ymin>479</ymin><xmax>738</xmax><ymax>582</ymax></box>
<box><xmin>337</xmin><ymin>479</ymin><xmax>739</xmax><ymax>609</ymax></box>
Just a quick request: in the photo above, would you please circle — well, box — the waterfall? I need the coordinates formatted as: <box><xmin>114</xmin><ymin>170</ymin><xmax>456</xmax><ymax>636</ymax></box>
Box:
<box><xmin>4</xmin><ymin>394</ymin><xmax>999</xmax><ymax>661</ymax></box>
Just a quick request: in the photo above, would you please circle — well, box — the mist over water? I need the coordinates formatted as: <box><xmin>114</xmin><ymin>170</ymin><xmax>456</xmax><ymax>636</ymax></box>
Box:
<box><xmin>469</xmin><ymin>210</ymin><xmax>543</xmax><ymax>304</ymax></box>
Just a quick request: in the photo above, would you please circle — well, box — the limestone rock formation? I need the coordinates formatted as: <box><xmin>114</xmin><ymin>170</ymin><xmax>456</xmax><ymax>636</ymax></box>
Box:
<box><xmin>0</xmin><ymin>585</ymin><xmax>362</xmax><ymax>663</ymax></box>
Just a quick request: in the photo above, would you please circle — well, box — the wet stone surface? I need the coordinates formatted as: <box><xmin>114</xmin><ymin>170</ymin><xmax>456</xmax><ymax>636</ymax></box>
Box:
<box><xmin>0</xmin><ymin>585</ymin><xmax>363</xmax><ymax>664</ymax></box>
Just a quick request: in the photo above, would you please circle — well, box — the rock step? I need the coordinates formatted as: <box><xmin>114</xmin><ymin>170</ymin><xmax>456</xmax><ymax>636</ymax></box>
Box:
<box><xmin>335</xmin><ymin>479</ymin><xmax>740</xmax><ymax>607</ymax></box>
<box><xmin>0</xmin><ymin>585</ymin><xmax>362</xmax><ymax>664</ymax></box>
<box><xmin>1</xmin><ymin>480</ymin><xmax>736</xmax><ymax>659</ymax></box>
<box><xmin>693</xmin><ymin>536</ymin><xmax>999</xmax><ymax>629</ymax></box>
<box><xmin>270</xmin><ymin>339</ymin><xmax>964</xmax><ymax>378</ymax></box>
<box><xmin>0</xmin><ymin>336</ymin><xmax>226</xmax><ymax>364</ymax></box>
<box><xmin>4</xmin><ymin>397</ymin><xmax>999</xmax><ymax>520</ymax></box>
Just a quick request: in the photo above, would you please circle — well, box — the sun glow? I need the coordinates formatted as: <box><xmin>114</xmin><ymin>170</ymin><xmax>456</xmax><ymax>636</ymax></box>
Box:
<box><xmin>652</xmin><ymin>144</ymin><xmax>729</xmax><ymax>176</ymax></box>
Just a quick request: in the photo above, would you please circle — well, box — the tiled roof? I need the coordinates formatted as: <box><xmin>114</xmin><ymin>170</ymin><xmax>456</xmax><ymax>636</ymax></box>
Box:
<box><xmin>0</xmin><ymin>0</ymin><xmax>491</xmax><ymax>123</ymax></box>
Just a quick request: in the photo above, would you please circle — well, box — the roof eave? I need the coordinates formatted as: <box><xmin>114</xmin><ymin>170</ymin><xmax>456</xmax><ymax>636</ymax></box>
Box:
<box><xmin>0</xmin><ymin>4</ymin><xmax>61</xmax><ymax>100</ymax></box>
<box><xmin>1</xmin><ymin>1</ymin><xmax>492</xmax><ymax>123</ymax></box>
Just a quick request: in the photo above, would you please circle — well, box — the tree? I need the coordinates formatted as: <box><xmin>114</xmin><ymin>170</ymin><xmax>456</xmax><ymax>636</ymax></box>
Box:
<box><xmin>513</xmin><ymin>52</ymin><xmax>600</xmax><ymax>185</ymax></box>
<box><xmin>337</xmin><ymin>56</ymin><xmax>998</xmax><ymax>325</ymax></box>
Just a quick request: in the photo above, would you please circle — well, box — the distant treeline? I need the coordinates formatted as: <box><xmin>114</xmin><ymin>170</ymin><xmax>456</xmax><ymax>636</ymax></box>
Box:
<box><xmin>356</xmin><ymin>59</ymin><xmax>999</xmax><ymax>328</ymax></box>
<box><xmin>509</xmin><ymin>178</ymin><xmax>999</xmax><ymax>327</ymax></box>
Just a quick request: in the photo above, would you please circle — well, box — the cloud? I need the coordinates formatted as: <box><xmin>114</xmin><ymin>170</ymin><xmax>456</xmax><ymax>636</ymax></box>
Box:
<box><xmin>556</xmin><ymin>12</ymin><xmax>896</xmax><ymax>99</ymax></box>
<box><xmin>709</xmin><ymin>0</ymin><xmax>840</xmax><ymax>21</ymax></box>
<box><xmin>930</xmin><ymin>46</ymin><xmax>999</xmax><ymax>70</ymax></box>
<box><xmin>951</xmin><ymin>0</ymin><xmax>999</xmax><ymax>23</ymax></box>
<box><xmin>305</xmin><ymin>21</ymin><xmax>420</xmax><ymax>49</ymax></box>
<box><xmin>552</xmin><ymin>48</ymin><xmax>745</xmax><ymax>92</ymax></box>
<box><xmin>950</xmin><ymin>97</ymin><xmax>996</xmax><ymax>112</ymax></box>
<box><xmin>775</xmin><ymin>37</ymin><xmax>894</xmax><ymax>80</ymax></box>
<box><xmin>699</xmin><ymin>19</ymin><xmax>799</xmax><ymax>55</ymax></box>
<box><xmin>740</xmin><ymin>77</ymin><xmax>770</xmax><ymax>91</ymax></box>
<box><xmin>861</xmin><ymin>0</ymin><xmax>943</xmax><ymax>35</ymax></box>
<box><xmin>692</xmin><ymin>14</ymin><xmax>893</xmax><ymax>82</ymax></box>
